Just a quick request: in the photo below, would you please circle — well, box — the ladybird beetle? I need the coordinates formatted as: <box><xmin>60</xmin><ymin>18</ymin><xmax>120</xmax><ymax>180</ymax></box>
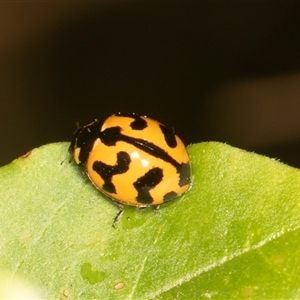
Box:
<box><xmin>69</xmin><ymin>112</ymin><xmax>191</xmax><ymax>226</ymax></box>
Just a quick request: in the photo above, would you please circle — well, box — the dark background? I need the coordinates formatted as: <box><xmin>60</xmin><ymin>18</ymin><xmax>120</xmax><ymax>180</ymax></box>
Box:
<box><xmin>1</xmin><ymin>3</ymin><xmax>300</xmax><ymax>167</ymax></box>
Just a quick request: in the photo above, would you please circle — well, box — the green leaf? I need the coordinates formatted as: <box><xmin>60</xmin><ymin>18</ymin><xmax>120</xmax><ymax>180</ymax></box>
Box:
<box><xmin>0</xmin><ymin>142</ymin><xmax>300</xmax><ymax>299</ymax></box>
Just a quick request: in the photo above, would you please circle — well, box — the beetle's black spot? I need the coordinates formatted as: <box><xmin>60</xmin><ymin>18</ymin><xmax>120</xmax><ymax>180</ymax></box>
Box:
<box><xmin>100</xmin><ymin>126</ymin><xmax>122</xmax><ymax>146</ymax></box>
<box><xmin>159</xmin><ymin>124</ymin><xmax>177</xmax><ymax>148</ymax></box>
<box><xmin>99</xmin><ymin>126</ymin><xmax>182</xmax><ymax>170</ymax></box>
<box><xmin>178</xmin><ymin>163</ymin><xmax>191</xmax><ymax>187</ymax></box>
<box><xmin>133</xmin><ymin>167</ymin><xmax>163</xmax><ymax>204</ymax></box>
<box><xmin>102</xmin><ymin>181</ymin><xmax>116</xmax><ymax>194</ymax></box>
<box><xmin>163</xmin><ymin>191</ymin><xmax>178</xmax><ymax>202</ymax></box>
<box><xmin>115</xmin><ymin>112</ymin><xmax>147</xmax><ymax>130</ymax></box>
<box><xmin>130</xmin><ymin>115</ymin><xmax>147</xmax><ymax>130</ymax></box>
<box><xmin>93</xmin><ymin>151</ymin><xmax>131</xmax><ymax>194</ymax></box>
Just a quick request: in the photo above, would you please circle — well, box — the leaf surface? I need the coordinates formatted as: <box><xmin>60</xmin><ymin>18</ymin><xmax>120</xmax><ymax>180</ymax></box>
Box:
<box><xmin>0</xmin><ymin>142</ymin><xmax>299</xmax><ymax>299</ymax></box>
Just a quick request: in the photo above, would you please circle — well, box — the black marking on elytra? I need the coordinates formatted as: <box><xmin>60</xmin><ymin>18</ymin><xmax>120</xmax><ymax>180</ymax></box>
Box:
<box><xmin>69</xmin><ymin>119</ymin><xmax>104</xmax><ymax>165</ymax></box>
<box><xmin>92</xmin><ymin>151</ymin><xmax>131</xmax><ymax>194</ymax></box>
<box><xmin>178</xmin><ymin>163</ymin><xmax>191</xmax><ymax>187</ymax></box>
<box><xmin>159</xmin><ymin>124</ymin><xmax>177</xmax><ymax>148</ymax></box>
<box><xmin>163</xmin><ymin>191</ymin><xmax>178</xmax><ymax>202</ymax></box>
<box><xmin>99</xmin><ymin>126</ymin><xmax>183</xmax><ymax>171</ymax></box>
<box><xmin>133</xmin><ymin>167</ymin><xmax>163</xmax><ymax>204</ymax></box>
<box><xmin>115</xmin><ymin>112</ymin><xmax>148</xmax><ymax>130</ymax></box>
<box><xmin>129</xmin><ymin>115</ymin><xmax>147</xmax><ymax>130</ymax></box>
<box><xmin>99</xmin><ymin>126</ymin><xmax>122</xmax><ymax>146</ymax></box>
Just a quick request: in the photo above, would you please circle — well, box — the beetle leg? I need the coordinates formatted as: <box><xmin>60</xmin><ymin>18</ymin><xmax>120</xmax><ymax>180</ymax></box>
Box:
<box><xmin>111</xmin><ymin>201</ymin><xmax>124</xmax><ymax>228</ymax></box>
<box><xmin>153</xmin><ymin>205</ymin><xmax>160</xmax><ymax>214</ymax></box>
